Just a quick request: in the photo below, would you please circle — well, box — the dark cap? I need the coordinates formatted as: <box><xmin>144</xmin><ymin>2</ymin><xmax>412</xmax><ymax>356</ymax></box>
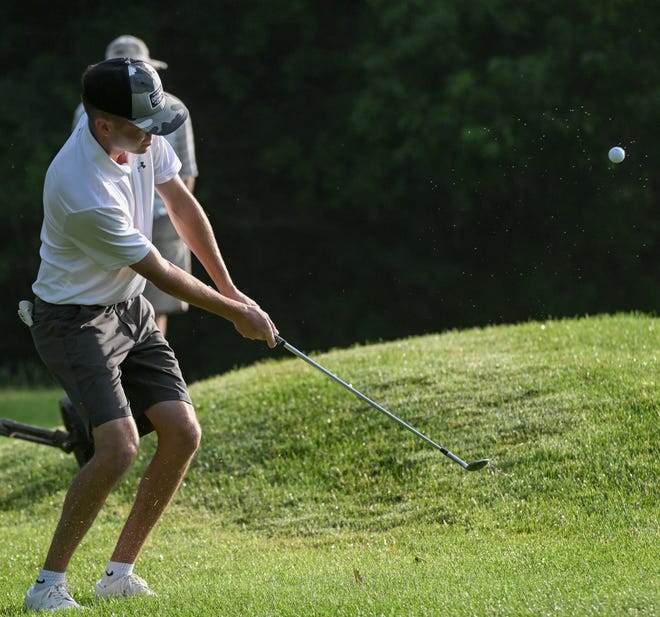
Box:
<box><xmin>82</xmin><ymin>58</ymin><xmax>187</xmax><ymax>135</ymax></box>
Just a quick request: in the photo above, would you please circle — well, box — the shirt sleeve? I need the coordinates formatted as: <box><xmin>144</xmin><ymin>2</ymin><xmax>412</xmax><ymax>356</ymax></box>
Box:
<box><xmin>63</xmin><ymin>206</ymin><xmax>152</xmax><ymax>271</ymax></box>
<box><xmin>153</xmin><ymin>135</ymin><xmax>182</xmax><ymax>186</ymax></box>
<box><xmin>173</xmin><ymin>116</ymin><xmax>198</xmax><ymax>180</ymax></box>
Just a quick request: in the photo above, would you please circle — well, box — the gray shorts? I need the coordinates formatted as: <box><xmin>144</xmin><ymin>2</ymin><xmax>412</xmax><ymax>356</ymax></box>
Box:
<box><xmin>143</xmin><ymin>215</ymin><xmax>191</xmax><ymax>315</ymax></box>
<box><xmin>30</xmin><ymin>295</ymin><xmax>191</xmax><ymax>437</ymax></box>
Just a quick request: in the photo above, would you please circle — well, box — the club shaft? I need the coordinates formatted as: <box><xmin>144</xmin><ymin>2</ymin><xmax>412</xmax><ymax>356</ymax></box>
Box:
<box><xmin>277</xmin><ymin>337</ymin><xmax>469</xmax><ymax>469</ymax></box>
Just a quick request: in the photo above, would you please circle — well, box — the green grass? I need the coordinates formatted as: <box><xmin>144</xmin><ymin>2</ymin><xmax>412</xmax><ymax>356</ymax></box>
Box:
<box><xmin>0</xmin><ymin>387</ymin><xmax>64</xmax><ymax>426</ymax></box>
<box><xmin>0</xmin><ymin>313</ymin><xmax>657</xmax><ymax>615</ymax></box>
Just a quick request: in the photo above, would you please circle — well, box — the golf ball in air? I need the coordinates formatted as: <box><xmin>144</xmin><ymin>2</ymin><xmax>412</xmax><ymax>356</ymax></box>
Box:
<box><xmin>608</xmin><ymin>146</ymin><xmax>625</xmax><ymax>163</ymax></box>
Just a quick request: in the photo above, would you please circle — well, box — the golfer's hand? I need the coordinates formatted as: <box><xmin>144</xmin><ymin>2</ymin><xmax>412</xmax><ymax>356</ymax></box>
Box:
<box><xmin>233</xmin><ymin>304</ymin><xmax>279</xmax><ymax>348</ymax></box>
<box><xmin>226</xmin><ymin>287</ymin><xmax>278</xmax><ymax>345</ymax></box>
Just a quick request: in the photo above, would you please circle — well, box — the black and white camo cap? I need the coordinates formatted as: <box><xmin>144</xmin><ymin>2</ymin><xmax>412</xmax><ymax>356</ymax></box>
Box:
<box><xmin>82</xmin><ymin>58</ymin><xmax>187</xmax><ymax>136</ymax></box>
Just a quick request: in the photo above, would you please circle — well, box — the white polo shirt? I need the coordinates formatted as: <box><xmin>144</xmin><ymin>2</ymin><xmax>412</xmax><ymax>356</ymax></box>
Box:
<box><xmin>33</xmin><ymin>116</ymin><xmax>181</xmax><ymax>305</ymax></box>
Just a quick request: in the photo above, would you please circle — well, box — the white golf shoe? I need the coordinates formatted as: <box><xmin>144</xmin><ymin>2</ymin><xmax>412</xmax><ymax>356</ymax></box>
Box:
<box><xmin>24</xmin><ymin>582</ymin><xmax>82</xmax><ymax>611</ymax></box>
<box><xmin>95</xmin><ymin>573</ymin><xmax>156</xmax><ymax>599</ymax></box>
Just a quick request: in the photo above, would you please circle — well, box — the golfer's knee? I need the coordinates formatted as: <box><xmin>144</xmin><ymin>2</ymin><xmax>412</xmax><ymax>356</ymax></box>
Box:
<box><xmin>147</xmin><ymin>400</ymin><xmax>201</xmax><ymax>460</ymax></box>
<box><xmin>166</xmin><ymin>414</ymin><xmax>201</xmax><ymax>464</ymax></box>
<box><xmin>175</xmin><ymin>413</ymin><xmax>202</xmax><ymax>458</ymax></box>
<box><xmin>98</xmin><ymin>439</ymin><xmax>139</xmax><ymax>474</ymax></box>
<box><xmin>91</xmin><ymin>422</ymin><xmax>140</xmax><ymax>476</ymax></box>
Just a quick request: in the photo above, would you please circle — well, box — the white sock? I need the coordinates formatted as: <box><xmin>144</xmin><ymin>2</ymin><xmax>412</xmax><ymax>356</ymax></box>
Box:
<box><xmin>101</xmin><ymin>561</ymin><xmax>134</xmax><ymax>585</ymax></box>
<box><xmin>34</xmin><ymin>569</ymin><xmax>66</xmax><ymax>588</ymax></box>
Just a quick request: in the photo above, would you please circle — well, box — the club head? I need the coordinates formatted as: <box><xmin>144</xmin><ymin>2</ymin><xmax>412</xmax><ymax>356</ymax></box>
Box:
<box><xmin>465</xmin><ymin>459</ymin><xmax>489</xmax><ymax>471</ymax></box>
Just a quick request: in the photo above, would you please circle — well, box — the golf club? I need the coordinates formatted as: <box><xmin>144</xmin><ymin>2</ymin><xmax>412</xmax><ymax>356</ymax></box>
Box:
<box><xmin>276</xmin><ymin>336</ymin><xmax>489</xmax><ymax>472</ymax></box>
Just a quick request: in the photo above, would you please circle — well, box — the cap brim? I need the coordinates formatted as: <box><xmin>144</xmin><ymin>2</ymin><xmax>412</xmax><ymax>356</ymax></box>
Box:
<box><xmin>131</xmin><ymin>92</ymin><xmax>188</xmax><ymax>135</ymax></box>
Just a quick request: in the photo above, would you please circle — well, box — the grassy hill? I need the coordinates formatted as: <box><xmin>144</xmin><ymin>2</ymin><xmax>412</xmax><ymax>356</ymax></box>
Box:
<box><xmin>0</xmin><ymin>313</ymin><xmax>657</xmax><ymax>615</ymax></box>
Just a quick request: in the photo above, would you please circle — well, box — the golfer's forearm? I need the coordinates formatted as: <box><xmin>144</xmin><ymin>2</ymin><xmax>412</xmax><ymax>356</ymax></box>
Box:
<box><xmin>131</xmin><ymin>252</ymin><xmax>243</xmax><ymax>322</ymax></box>
<box><xmin>159</xmin><ymin>178</ymin><xmax>236</xmax><ymax>295</ymax></box>
<box><xmin>162</xmin><ymin>265</ymin><xmax>243</xmax><ymax>320</ymax></box>
<box><xmin>168</xmin><ymin>203</ymin><xmax>230</xmax><ymax>283</ymax></box>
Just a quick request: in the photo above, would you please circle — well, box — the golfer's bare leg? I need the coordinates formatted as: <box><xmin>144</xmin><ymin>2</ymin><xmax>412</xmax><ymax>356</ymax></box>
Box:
<box><xmin>43</xmin><ymin>417</ymin><xmax>140</xmax><ymax>572</ymax></box>
<box><xmin>109</xmin><ymin>400</ymin><xmax>201</xmax><ymax>563</ymax></box>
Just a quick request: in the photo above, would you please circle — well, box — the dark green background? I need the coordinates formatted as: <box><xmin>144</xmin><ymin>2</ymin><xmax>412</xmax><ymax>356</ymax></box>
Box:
<box><xmin>1</xmin><ymin>1</ymin><xmax>657</xmax><ymax>383</ymax></box>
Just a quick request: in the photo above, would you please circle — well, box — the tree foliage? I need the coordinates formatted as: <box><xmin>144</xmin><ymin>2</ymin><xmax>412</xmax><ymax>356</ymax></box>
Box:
<box><xmin>0</xmin><ymin>1</ymin><xmax>657</xmax><ymax>382</ymax></box>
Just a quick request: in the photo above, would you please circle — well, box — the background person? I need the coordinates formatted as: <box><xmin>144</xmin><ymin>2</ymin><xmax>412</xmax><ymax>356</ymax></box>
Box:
<box><xmin>73</xmin><ymin>34</ymin><xmax>198</xmax><ymax>335</ymax></box>
<box><xmin>24</xmin><ymin>58</ymin><xmax>277</xmax><ymax>612</ymax></box>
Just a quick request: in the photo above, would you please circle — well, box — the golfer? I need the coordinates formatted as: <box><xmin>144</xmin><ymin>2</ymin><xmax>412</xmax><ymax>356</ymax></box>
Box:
<box><xmin>24</xmin><ymin>57</ymin><xmax>278</xmax><ymax>611</ymax></box>
<box><xmin>72</xmin><ymin>35</ymin><xmax>199</xmax><ymax>336</ymax></box>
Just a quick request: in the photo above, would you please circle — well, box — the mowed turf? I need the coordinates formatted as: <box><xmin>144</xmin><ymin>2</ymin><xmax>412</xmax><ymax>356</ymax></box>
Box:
<box><xmin>0</xmin><ymin>313</ymin><xmax>657</xmax><ymax>615</ymax></box>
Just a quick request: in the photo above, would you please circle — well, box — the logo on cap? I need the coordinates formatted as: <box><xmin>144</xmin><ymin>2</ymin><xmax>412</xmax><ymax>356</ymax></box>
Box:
<box><xmin>150</xmin><ymin>86</ymin><xmax>164</xmax><ymax>109</ymax></box>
